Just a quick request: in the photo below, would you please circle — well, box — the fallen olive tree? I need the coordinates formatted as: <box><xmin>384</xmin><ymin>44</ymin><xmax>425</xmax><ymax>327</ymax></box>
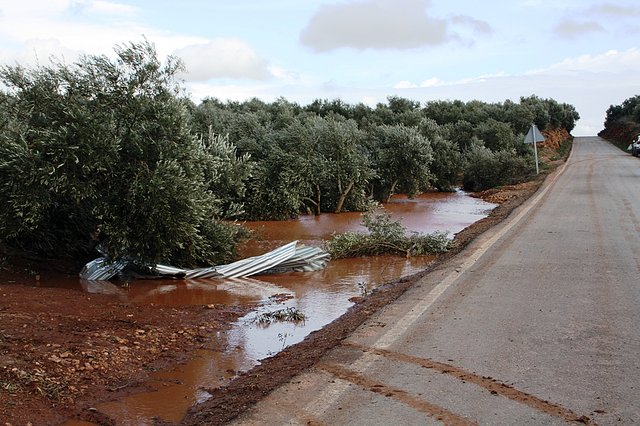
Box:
<box><xmin>325</xmin><ymin>206</ymin><xmax>451</xmax><ymax>259</ymax></box>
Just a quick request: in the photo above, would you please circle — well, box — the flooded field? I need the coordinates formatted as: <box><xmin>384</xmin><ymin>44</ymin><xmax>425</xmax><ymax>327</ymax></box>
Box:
<box><xmin>56</xmin><ymin>190</ymin><xmax>495</xmax><ymax>425</ymax></box>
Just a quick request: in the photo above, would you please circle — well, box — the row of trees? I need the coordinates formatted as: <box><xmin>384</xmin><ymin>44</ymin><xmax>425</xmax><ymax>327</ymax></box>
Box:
<box><xmin>0</xmin><ymin>41</ymin><xmax>578</xmax><ymax>267</ymax></box>
<box><xmin>603</xmin><ymin>95</ymin><xmax>640</xmax><ymax>125</ymax></box>
<box><xmin>599</xmin><ymin>95</ymin><xmax>640</xmax><ymax>146</ymax></box>
<box><xmin>187</xmin><ymin>93</ymin><xmax>577</xmax><ymax>219</ymax></box>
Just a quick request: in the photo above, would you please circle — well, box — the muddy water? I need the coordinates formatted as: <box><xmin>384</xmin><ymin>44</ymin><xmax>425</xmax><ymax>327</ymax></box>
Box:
<box><xmin>61</xmin><ymin>191</ymin><xmax>494</xmax><ymax>425</ymax></box>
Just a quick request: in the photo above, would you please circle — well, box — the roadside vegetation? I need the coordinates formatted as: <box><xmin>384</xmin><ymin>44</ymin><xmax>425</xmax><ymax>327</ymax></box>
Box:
<box><xmin>0</xmin><ymin>40</ymin><xmax>579</xmax><ymax>268</ymax></box>
<box><xmin>325</xmin><ymin>206</ymin><xmax>450</xmax><ymax>258</ymax></box>
<box><xmin>253</xmin><ymin>307</ymin><xmax>306</xmax><ymax>325</ymax></box>
<box><xmin>598</xmin><ymin>95</ymin><xmax>640</xmax><ymax>150</ymax></box>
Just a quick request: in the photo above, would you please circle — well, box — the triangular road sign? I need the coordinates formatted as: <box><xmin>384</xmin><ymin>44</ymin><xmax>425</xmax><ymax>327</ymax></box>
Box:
<box><xmin>524</xmin><ymin>124</ymin><xmax>545</xmax><ymax>144</ymax></box>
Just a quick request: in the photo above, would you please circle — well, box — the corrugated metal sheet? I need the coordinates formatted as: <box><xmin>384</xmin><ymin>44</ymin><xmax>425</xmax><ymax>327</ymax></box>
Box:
<box><xmin>201</xmin><ymin>240</ymin><xmax>299</xmax><ymax>278</ymax></box>
<box><xmin>79</xmin><ymin>257</ymin><xmax>128</xmax><ymax>281</ymax></box>
<box><xmin>79</xmin><ymin>241</ymin><xmax>330</xmax><ymax>281</ymax></box>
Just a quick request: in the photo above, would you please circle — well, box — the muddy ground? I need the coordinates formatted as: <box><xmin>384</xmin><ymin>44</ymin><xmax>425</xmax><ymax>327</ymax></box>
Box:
<box><xmin>0</xmin><ymin>172</ymin><xmax>550</xmax><ymax>425</ymax></box>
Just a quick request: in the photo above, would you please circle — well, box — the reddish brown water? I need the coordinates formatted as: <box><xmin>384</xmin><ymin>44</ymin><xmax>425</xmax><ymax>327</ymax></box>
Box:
<box><xmin>57</xmin><ymin>191</ymin><xmax>494</xmax><ymax>425</ymax></box>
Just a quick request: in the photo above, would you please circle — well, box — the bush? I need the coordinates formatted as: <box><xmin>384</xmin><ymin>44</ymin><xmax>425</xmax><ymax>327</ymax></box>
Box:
<box><xmin>462</xmin><ymin>143</ymin><xmax>533</xmax><ymax>192</ymax></box>
<box><xmin>0</xmin><ymin>41</ymin><xmax>246</xmax><ymax>267</ymax></box>
<box><xmin>325</xmin><ymin>208</ymin><xmax>450</xmax><ymax>258</ymax></box>
<box><xmin>429</xmin><ymin>136</ymin><xmax>465</xmax><ymax>192</ymax></box>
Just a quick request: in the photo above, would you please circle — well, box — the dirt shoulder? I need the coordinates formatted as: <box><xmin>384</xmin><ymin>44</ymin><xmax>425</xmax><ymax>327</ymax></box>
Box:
<box><xmin>0</xmin><ymin>153</ymin><xmax>562</xmax><ymax>426</ymax></box>
<box><xmin>0</xmin><ymin>272</ymin><xmax>253</xmax><ymax>425</ymax></box>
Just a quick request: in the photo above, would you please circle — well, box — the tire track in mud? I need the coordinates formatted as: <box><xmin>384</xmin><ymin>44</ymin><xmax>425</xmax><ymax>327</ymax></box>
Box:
<box><xmin>342</xmin><ymin>342</ymin><xmax>596</xmax><ymax>425</ymax></box>
<box><xmin>318</xmin><ymin>362</ymin><xmax>476</xmax><ymax>426</ymax></box>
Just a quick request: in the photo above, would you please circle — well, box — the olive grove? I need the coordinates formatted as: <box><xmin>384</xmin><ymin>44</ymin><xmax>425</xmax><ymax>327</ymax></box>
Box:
<box><xmin>0</xmin><ymin>41</ymin><xmax>579</xmax><ymax>265</ymax></box>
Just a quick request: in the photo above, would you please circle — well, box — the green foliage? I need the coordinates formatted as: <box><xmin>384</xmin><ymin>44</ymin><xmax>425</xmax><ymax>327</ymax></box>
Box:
<box><xmin>198</xmin><ymin>130</ymin><xmax>254</xmax><ymax>219</ymax></box>
<box><xmin>520</xmin><ymin>95</ymin><xmax>579</xmax><ymax>132</ymax></box>
<box><xmin>473</xmin><ymin>118</ymin><xmax>517</xmax><ymax>151</ymax></box>
<box><xmin>254</xmin><ymin>307</ymin><xmax>306</xmax><ymax>325</ymax></box>
<box><xmin>325</xmin><ymin>208</ymin><xmax>451</xmax><ymax>258</ymax></box>
<box><xmin>462</xmin><ymin>142</ymin><xmax>534</xmax><ymax>192</ymax></box>
<box><xmin>310</xmin><ymin>116</ymin><xmax>373</xmax><ymax>213</ymax></box>
<box><xmin>0</xmin><ymin>36</ymin><xmax>581</xmax><ymax>267</ymax></box>
<box><xmin>604</xmin><ymin>95</ymin><xmax>640</xmax><ymax>128</ymax></box>
<box><xmin>0</xmin><ymin>41</ymin><xmax>247</xmax><ymax>266</ymax></box>
<box><xmin>369</xmin><ymin>124</ymin><xmax>433</xmax><ymax>201</ymax></box>
<box><xmin>429</xmin><ymin>136</ymin><xmax>465</xmax><ymax>192</ymax></box>
<box><xmin>242</xmin><ymin>149</ymin><xmax>309</xmax><ymax>220</ymax></box>
<box><xmin>238</xmin><ymin>115</ymin><xmax>375</xmax><ymax>218</ymax></box>
<box><xmin>599</xmin><ymin>95</ymin><xmax>640</xmax><ymax>148</ymax></box>
<box><xmin>441</xmin><ymin>120</ymin><xmax>475</xmax><ymax>151</ymax></box>
<box><xmin>189</xmin><ymin>94</ymin><xmax>578</xmax><ymax>220</ymax></box>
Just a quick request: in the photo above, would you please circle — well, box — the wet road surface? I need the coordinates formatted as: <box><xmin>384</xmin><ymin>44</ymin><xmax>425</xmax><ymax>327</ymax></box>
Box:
<box><xmin>232</xmin><ymin>136</ymin><xmax>640</xmax><ymax>425</ymax></box>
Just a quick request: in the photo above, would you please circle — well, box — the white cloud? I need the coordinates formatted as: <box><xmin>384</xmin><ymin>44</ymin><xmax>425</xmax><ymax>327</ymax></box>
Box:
<box><xmin>553</xmin><ymin>18</ymin><xmax>604</xmax><ymax>39</ymax></box>
<box><xmin>450</xmin><ymin>15</ymin><xmax>492</xmax><ymax>36</ymax></box>
<box><xmin>174</xmin><ymin>39</ymin><xmax>272</xmax><ymax>81</ymax></box>
<box><xmin>394</xmin><ymin>77</ymin><xmax>442</xmax><ymax>88</ymax></box>
<box><xmin>0</xmin><ymin>0</ymin><xmax>275</xmax><ymax>83</ymax></box>
<box><xmin>0</xmin><ymin>0</ymin><xmax>166</xmax><ymax>62</ymax></box>
<box><xmin>361</xmin><ymin>95</ymin><xmax>380</xmax><ymax>106</ymax></box>
<box><xmin>585</xmin><ymin>3</ymin><xmax>640</xmax><ymax>17</ymax></box>
<box><xmin>0</xmin><ymin>38</ymin><xmax>81</xmax><ymax>67</ymax></box>
<box><xmin>394</xmin><ymin>80</ymin><xmax>418</xmax><ymax>89</ymax></box>
<box><xmin>186</xmin><ymin>82</ymin><xmax>278</xmax><ymax>104</ymax></box>
<box><xmin>300</xmin><ymin>0</ymin><xmax>491</xmax><ymax>52</ymax></box>
<box><xmin>528</xmin><ymin>48</ymin><xmax>640</xmax><ymax>74</ymax></box>
<box><xmin>552</xmin><ymin>2</ymin><xmax>640</xmax><ymax>40</ymax></box>
<box><xmin>420</xmin><ymin>77</ymin><xmax>443</xmax><ymax>87</ymax></box>
<box><xmin>0</xmin><ymin>0</ymin><xmax>69</xmax><ymax>17</ymax></box>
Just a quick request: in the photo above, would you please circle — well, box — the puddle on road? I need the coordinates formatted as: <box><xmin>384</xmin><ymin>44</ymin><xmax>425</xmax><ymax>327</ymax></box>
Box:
<box><xmin>54</xmin><ymin>190</ymin><xmax>494</xmax><ymax>425</ymax></box>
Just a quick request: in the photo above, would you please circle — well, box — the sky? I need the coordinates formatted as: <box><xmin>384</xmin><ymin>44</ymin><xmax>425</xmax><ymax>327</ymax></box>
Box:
<box><xmin>0</xmin><ymin>0</ymin><xmax>639</xmax><ymax>135</ymax></box>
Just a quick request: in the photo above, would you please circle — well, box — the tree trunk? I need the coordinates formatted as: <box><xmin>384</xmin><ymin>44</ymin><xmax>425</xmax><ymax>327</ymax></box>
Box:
<box><xmin>334</xmin><ymin>181</ymin><xmax>354</xmax><ymax>213</ymax></box>
<box><xmin>385</xmin><ymin>180</ymin><xmax>398</xmax><ymax>203</ymax></box>
<box><xmin>314</xmin><ymin>184</ymin><xmax>321</xmax><ymax>215</ymax></box>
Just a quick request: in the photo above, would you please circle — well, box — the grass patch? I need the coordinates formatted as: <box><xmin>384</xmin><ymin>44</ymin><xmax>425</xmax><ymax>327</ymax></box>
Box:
<box><xmin>4</xmin><ymin>368</ymin><xmax>67</xmax><ymax>401</ymax></box>
<box><xmin>254</xmin><ymin>307</ymin><xmax>306</xmax><ymax>325</ymax></box>
<box><xmin>555</xmin><ymin>137</ymin><xmax>573</xmax><ymax>160</ymax></box>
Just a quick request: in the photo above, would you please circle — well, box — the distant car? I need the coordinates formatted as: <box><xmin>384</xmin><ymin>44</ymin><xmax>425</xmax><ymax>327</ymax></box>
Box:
<box><xmin>631</xmin><ymin>136</ymin><xmax>640</xmax><ymax>157</ymax></box>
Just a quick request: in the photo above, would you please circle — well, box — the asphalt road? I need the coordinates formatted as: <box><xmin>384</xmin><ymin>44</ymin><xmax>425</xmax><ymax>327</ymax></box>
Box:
<box><xmin>232</xmin><ymin>137</ymin><xmax>640</xmax><ymax>425</ymax></box>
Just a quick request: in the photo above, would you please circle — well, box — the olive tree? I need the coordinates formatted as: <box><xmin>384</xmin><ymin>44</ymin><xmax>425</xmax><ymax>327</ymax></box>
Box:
<box><xmin>429</xmin><ymin>136</ymin><xmax>465</xmax><ymax>192</ymax></box>
<box><xmin>0</xmin><ymin>41</ymin><xmax>247</xmax><ymax>267</ymax></box>
<box><xmin>313</xmin><ymin>117</ymin><xmax>373</xmax><ymax>213</ymax></box>
<box><xmin>369</xmin><ymin>124</ymin><xmax>433</xmax><ymax>201</ymax></box>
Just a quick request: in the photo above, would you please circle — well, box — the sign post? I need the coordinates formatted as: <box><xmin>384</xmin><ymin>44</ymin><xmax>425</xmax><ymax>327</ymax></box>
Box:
<box><xmin>524</xmin><ymin>123</ymin><xmax>545</xmax><ymax>174</ymax></box>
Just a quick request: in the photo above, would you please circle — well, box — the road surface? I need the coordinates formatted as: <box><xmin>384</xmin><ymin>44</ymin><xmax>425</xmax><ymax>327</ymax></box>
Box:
<box><xmin>232</xmin><ymin>137</ymin><xmax>640</xmax><ymax>425</ymax></box>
